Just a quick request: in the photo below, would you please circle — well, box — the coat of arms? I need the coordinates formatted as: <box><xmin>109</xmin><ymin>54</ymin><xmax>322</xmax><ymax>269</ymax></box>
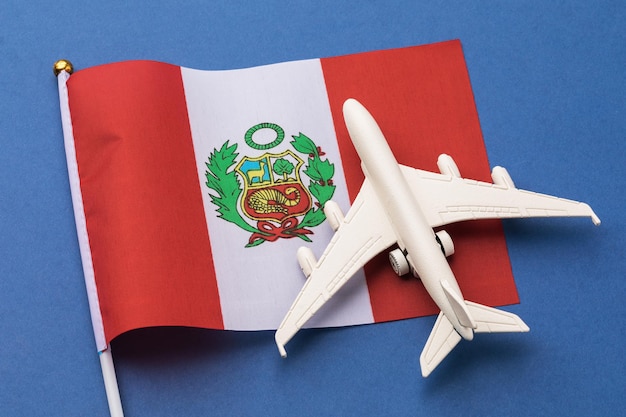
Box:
<box><xmin>205</xmin><ymin>123</ymin><xmax>336</xmax><ymax>247</ymax></box>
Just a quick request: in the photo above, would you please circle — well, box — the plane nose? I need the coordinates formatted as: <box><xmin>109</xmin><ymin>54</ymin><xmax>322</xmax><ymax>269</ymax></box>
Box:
<box><xmin>342</xmin><ymin>98</ymin><xmax>361</xmax><ymax>115</ymax></box>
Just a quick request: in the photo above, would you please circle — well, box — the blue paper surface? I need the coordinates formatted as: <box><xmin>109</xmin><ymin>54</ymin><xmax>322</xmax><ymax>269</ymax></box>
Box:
<box><xmin>0</xmin><ymin>1</ymin><xmax>624</xmax><ymax>416</ymax></box>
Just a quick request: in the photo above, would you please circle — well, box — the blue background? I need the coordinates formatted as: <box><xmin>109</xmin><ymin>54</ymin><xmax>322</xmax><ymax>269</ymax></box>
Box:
<box><xmin>1</xmin><ymin>1</ymin><xmax>624</xmax><ymax>416</ymax></box>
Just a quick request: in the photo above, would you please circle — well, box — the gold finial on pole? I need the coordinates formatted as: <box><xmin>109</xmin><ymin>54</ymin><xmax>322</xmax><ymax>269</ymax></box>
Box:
<box><xmin>53</xmin><ymin>59</ymin><xmax>74</xmax><ymax>76</ymax></box>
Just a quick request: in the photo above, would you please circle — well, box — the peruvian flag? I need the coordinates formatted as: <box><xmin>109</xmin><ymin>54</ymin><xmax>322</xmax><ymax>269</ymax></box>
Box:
<box><xmin>58</xmin><ymin>40</ymin><xmax>518</xmax><ymax>352</ymax></box>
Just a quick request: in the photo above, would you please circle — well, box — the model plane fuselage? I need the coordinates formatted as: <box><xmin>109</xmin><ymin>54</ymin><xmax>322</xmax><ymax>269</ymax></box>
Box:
<box><xmin>344</xmin><ymin>99</ymin><xmax>474</xmax><ymax>341</ymax></box>
<box><xmin>275</xmin><ymin>98</ymin><xmax>600</xmax><ymax>377</ymax></box>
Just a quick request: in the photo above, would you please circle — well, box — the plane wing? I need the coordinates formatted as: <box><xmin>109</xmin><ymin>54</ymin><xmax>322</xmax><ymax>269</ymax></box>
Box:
<box><xmin>400</xmin><ymin>162</ymin><xmax>601</xmax><ymax>228</ymax></box>
<box><xmin>275</xmin><ymin>179</ymin><xmax>397</xmax><ymax>357</ymax></box>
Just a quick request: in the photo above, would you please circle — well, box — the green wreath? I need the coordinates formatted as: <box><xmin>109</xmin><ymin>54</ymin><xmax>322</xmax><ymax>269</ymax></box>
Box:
<box><xmin>290</xmin><ymin>133</ymin><xmax>336</xmax><ymax>229</ymax></box>
<box><xmin>205</xmin><ymin>131</ymin><xmax>336</xmax><ymax>247</ymax></box>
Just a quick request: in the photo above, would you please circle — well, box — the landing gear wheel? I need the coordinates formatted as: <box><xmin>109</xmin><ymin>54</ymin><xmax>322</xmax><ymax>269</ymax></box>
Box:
<box><xmin>389</xmin><ymin>248</ymin><xmax>410</xmax><ymax>276</ymax></box>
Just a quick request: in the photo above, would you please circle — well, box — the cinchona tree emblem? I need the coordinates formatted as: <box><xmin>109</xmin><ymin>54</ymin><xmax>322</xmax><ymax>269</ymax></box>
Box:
<box><xmin>205</xmin><ymin>123</ymin><xmax>336</xmax><ymax>247</ymax></box>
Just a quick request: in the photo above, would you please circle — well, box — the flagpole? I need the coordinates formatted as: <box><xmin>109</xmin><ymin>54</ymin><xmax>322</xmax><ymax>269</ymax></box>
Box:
<box><xmin>55</xmin><ymin>60</ymin><xmax>125</xmax><ymax>417</ymax></box>
<box><xmin>100</xmin><ymin>348</ymin><xmax>124</xmax><ymax>417</ymax></box>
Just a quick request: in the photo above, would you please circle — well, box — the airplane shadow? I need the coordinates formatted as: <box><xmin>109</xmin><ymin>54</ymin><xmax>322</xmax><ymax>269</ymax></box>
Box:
<box><xmin>421</xmin><ymin>333</ymin><xmax>537</xmax><ymax>391</ymax></box>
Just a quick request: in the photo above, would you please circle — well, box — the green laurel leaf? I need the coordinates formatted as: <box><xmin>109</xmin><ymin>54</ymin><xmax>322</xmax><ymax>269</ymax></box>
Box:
<box><xmin>303</xmin><ymin>157</ymin><xmax>335</xmax><ymax>183</ymax></box>
<box><xmin>290</xmin><ymin>133</ymin><xmax>318</xmax><ymax>155</ymax></box>
<box><xmin>205</xmin><ymin>141</ymin><xmax>260</xmax><ymax>235</ymax></box>
<box><xmin>309</xmin><ymin>182</ymin><xmax>336</xmax><ymax>206</ymax></box>
<box><xmin>291</xmin><ymin>132</ymin><xmax>338</xmax><ymax>230</ymax></box>
<box><xmin>245</xmin><ymin>238</ymin><xmax>266</xmax><ymax>248</ymax></box>
<box><xmin>299</xmin><ymin>206</ymin><xmax>326</xmax><ymax>229</ymax></box>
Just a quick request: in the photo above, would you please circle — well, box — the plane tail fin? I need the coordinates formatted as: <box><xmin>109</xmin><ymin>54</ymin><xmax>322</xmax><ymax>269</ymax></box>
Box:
<box><xmin>419</xmin><ymin>302</ymin><xmax>529</xmax><ymax>377</ymax></box>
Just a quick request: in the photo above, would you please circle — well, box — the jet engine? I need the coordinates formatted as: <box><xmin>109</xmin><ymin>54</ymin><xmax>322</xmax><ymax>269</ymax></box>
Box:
<box><xmin>296</xmin><ymin>247</ymin><xmax>317</xmax><ymax>278</ymax></box>
<box><xmin>437</xmin><ymin>154</ymin><xmax>461</xmax><ymax>178</ymax></box>
<box><xmin>323</xmin><ymin>200</ymin><xmax>345</xmax><ymax>232</ymax></box>
<box><xmin>491</xmin><ymin>166</ymin><xmax>516</xmax><ymax>189</ymax></box>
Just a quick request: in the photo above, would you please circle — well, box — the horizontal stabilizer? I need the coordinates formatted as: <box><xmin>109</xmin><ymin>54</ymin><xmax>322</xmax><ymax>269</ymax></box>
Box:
<box><xmin>465</xmin><ymin>301</ymin><xmax>529</xmax><ymax>333</ymax></box>
<box><xmin>419</xmin><ymin>312</ymin><xmax>462</xmax><ymax>378</ymax></box>
<box><xmin>420</xmin><ymin>302</ymin><xmax>529</xmax><ymax>377</ymax></box>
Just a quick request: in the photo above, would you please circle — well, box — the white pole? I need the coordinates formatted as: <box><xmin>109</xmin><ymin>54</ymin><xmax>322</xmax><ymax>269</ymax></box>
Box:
<box><xmin>99</xmin><ymin>348</ymin><xmax>125</xmax><ymax>417</ymax></box>
<box><xmin>55</xmin><ymin>60</ymin><xmax>125</xmax><ymax>417</ymax></box>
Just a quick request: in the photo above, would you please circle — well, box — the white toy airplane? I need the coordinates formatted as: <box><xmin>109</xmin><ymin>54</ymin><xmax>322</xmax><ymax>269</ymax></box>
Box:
<box><xmin>275</xmin><ymin>98</ymin><xmax>600</xmax><ymax>377</ymax></box>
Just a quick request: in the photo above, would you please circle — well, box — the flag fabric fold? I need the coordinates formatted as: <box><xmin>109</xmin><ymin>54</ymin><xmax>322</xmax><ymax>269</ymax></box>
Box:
<box><xmin>59</xmin><ymin>40</ymin><xmax>518</xmax><ymax>352</ymax></box>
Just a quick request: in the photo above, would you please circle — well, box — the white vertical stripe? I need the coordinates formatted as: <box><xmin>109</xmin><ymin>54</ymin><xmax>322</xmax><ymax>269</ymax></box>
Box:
<box><xmin>57</xmin><ymin>71</ymin><xmax>107</xmax><ymax>351</ymax></box>
<box><xmin>182</xmin><ymin>59</ymin><xmax>374</xmax><ymax>330</ymax></box>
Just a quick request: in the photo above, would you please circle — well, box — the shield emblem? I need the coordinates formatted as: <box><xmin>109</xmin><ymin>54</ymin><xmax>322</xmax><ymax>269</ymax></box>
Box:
<box><xmin>235</xmin><ymin>150</ymin><xmax>312</xmax><ymax>222</ymax></box>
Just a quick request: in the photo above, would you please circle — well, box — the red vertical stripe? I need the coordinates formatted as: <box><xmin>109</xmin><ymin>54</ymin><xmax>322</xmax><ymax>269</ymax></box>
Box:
<box><xmin>68</xmin><ymin>61</ymin><xmax>224</xmax><ymax>343</ymax></box>
<box><xmin>321</xmin><ymin>40</ymin><xmax>519</xmax><ymax>322</ymax></box>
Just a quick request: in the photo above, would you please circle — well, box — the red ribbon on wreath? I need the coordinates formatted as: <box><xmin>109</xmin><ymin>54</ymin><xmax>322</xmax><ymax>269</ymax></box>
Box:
<box><xmin>249</xmin><ymin>218</ymin><xmax>313</xmax><ymax>245</ymax></box>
